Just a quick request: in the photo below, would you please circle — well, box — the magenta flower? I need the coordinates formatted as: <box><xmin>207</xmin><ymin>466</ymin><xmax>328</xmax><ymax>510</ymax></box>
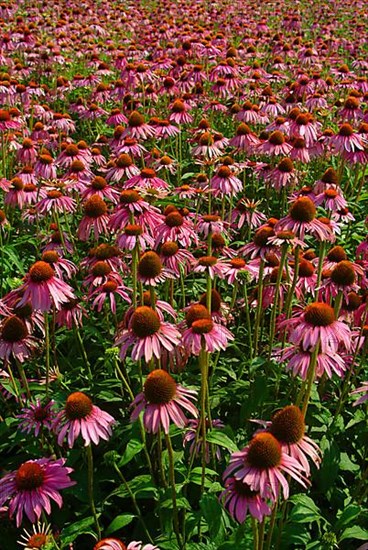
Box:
<box><xmin>137</xmin><ymin>251</ymin><xmax>173</xmax><ymax>286</ymax></box>
<box><xmin>159</xmin><ymin>241</ymin><xmax>195</xmax><ymax>277</ymax></box>
<box><xmin>275</xmin><ymin>196</ymin><xmax>332</xmax><ymax>241</ymax></box>
<box><xmin>18</xmin><ymin>399</ymin><xmax>56</xmax><ymax>437</ymax></box>
<box><xmin>280</xmin><ymin>345</ymin><xmax>347</xmax><ymax>380</ymax></box>
<box><xmin>282</xmin><ymin>302</ymin><xmax>351</xmax><ymax>353</ymax></box>
<box><xmin>0</xmin><ymin>315</ymin><xmax>37</xmax><ymax>362</ymax></box>
<box><xmin>131</xmin><ymin>369</ymin><xmax>198</xmax><ymax>434</ymax></box>
<box><xmin>77</xmin><ymin>195</ymin><xmax>110</xmax><ymax>241</ymax></box>
<box><xmin>154</xmin><ymin>210</ymin><xmax>198</xmax><ymax>248</ymax></box>
<box><xmin>182</xmin><ymin>305</ymin><xmax>234</xmax><ymax>356</ymax></box>
<box><xmin>220</xmin><ymin>477</ymin><xmax>271</xmax><ymax>523</ymax></box>
<box><xmin>0</xmin><ymin>458</ymin><xmax>75</xmax><ymax>526</ymax></box>
<box><xmin>16</xmin><ymin>261</ymin><xmax>76</xmax><ymax>312</ymax></box>
<box><xmin>223</xmin><ymin>432</ymin><xmax>308</xmax><ymax>501</ymax></box>
<box><xmin>116</xmin><ymin>306</ymin><xmax>181</xmax><ymax>363</ymax></box>
<box><xmin>53</xmin><ymin>391</ymin><xmax>115</xmax><ymax>448</ymax></box>
<box><xmin>267</xmin><ymin>406</ymin><xmax>322</xmax><ymax>476</ymax></box>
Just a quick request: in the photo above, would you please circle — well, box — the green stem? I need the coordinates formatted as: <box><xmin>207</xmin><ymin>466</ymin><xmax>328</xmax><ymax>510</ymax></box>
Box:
<box><xmin>113</xmin><ymin>462</ymin><xmax>154</xmax><ymax>544</ymax></box>
<box><xmin>301</xmin><ymin>342</ymin><xmax>320</xmax><ymax>418</ymax></box>
<box><xmin>74</xmin><ymin>324</ymin><xmax>93</xmax><ymax>380</ymax></box>
<box><xmin>165</xmin><ymin>433</ymin><xmax>184</xmax><ymax>549</ymax></box>
<box><xmin>86</xmin><ymin>445</ymin><xmax>102</xmax><ymax>540</ymax></box>
<box><xmin>15</xmin><ymin>359</ymin><xmax>31</xmax><ymax>401</ymax></box>
<box><xmin>44</xmin><ymin>312</ymin><xmax>50</xmax><ymax>398</ymax></box>
<box><xmin>254</xmin><ymin>258</ymin><xmax>265</xmax><ymax>355</ymax></box>
<box><xmin>268</xmin><ymin>245</ymin><xmax>288</xmax><ymax>357</ymax></box>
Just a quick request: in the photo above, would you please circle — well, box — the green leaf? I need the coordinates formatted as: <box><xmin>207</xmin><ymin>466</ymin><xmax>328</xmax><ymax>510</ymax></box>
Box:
<box><xmin>206</xmin><ymin>429</ymin><xmax>238</xmax><ymax>452</ymax></box>
<box><xmin>335</xmin><ymin>505</ymin><xmax>361</xmax><ymax>531</ymax></box>
<box><xmin>61</xmin><ymin>516</ymin><xmax>96</xmax><ymax>545</ymax></box>
<box><xmin>106</xmin><ymin>514</ymin><xmax>135</xmax><ymax>535</ymax></box>
<box><xmin>118</xmin><ymin>438</ymin><xmax>144</xmax><ymax>467</ymax></box>
<box><xmin>200</xmin><ymin>493</ymin><xmax>227</xmax><ymax>544</ymax></box>
<box><xmin>289</xmin><ymin>495</ymin><xmax>324</xmax><ymax>524</ymax></box>
<box><xmin>339</xmin><ymin>526</ymin><xmax>368</xmax><ymax>542</ymax></box>
<box><xmin>339</xmin><ymin>452</ymin><xmax>359</xmax><ymax>472</ymax></box>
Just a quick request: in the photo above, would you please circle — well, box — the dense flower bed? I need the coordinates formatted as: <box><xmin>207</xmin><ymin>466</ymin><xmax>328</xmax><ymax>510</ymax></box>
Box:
<box><xmin>0</xmin><ymin>0</ymin><xmax>367</xmax><ymax>548</ymax></box>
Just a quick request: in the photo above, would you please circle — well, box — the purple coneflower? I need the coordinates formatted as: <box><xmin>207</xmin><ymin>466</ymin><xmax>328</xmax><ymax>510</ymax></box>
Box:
<box><xmin>220</xmin><ymin>477</ymin><xmax>271</xmax><ymax>523</ymax></box>
<box><xmin>131</xmin><ymin>369</ymin><xmax>198</xmax><ymax>434</ymax></box>
<box><xmin>18</xmin><ymin>399</ymin><xmax>56</xmax><ymax>437</ymax></box>
<box><xmin>0</xmin><ymin>457</ymin><xmax>74</xmax><ymax>526</ymax></box>
<box><xmin>181</xmin><ymin>304</ymin><xmax>234</xmax><ymax>356</ymax></box>
<box><xmin>116</xmin><ymin>306</ymin><xmax>181</xmax><ymax>363</ymax></box>
<box><xmin>155</xmin><ymin>210</ymin><xmax>198</xmax><ymax>248</ymax></box>
<box><xmin>283</xmin><ymin>302</ymin><xmax>351</xmax><ymax>353</ymax></box>
<box><xmin>275</xmin><ymin>197</ymin><xmax>332</xmax><ymax>241</ymax></box>
<box><xmin>53</xmin><ymin>392</ymin><xmax>115</xmax><ymax>448</ymax></box>
<box><xmin>0</xmin><ymin>314</ymin><xmax>37</xmax><ymax>362</ymax></box>
<box><xmin>77</xmin><ymin>195</ymin><xmax>110</xmax><ymax>241</ymax></box>
<box><xmin>223</xmin><ymin>432</ymin><xmax>308</xmax><ymax>501</ymax></box>
<box><xmin>16</xmin><ymin>261</ymin><xmax>76</xmax><ymax>312</ymax></box>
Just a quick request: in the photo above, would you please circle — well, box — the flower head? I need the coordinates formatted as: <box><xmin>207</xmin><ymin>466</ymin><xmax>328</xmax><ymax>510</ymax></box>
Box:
<box><xmin>131</xmin><ymin>369</ymin><xmax>198</xmax><ymax>434</ymax></box>
<box><xmin>0</xmin><ymin>458</ymin><xmax>74</xmax><ymax>526</ymax></box>
<box><xmin>53</xmin><ymin>392</ymin><xmax>115</xmax><ymax>448</ymax></box>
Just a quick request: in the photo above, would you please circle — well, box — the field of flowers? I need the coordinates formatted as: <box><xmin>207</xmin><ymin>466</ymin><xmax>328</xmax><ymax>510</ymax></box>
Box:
<box><xmin>0</xmin><ymin>0</ymin><xmax>367</xmax><ymax>548</ymax></box>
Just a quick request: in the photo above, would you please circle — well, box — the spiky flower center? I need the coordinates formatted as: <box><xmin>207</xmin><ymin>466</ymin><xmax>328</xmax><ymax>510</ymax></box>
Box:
<box><xmin>247</xmin><ymin>433</ymin><xmax>282</xmax><ymax>469</ymax></box>
<box><xmin>199</xmin><ymin>132</ymin><xmax>214</xmax><ymax>146</ymax></box>
<box><xmin>27</xmin><ymin>533</ymin><xmax>47</xmax><ymax>548</ymax></box>
<box><xmin>338</xmin><ymin>123</ymin><xmax>354</xmax><ymax>137</ymax></box>
<box><xmin>331</xmin><ymin>261</ymin><xmax>355</xmax><ymax>286</ymax></box>
<box><xmin>128</xmin><ymin>111</ymin><xmax>144</xmax><ymax>127</ymax></box>
<box><xmin>65</xmin><ymin>144</ymin><xmax>79</xmax><ymax>157</ymax></box>
<box><xmin>327</xmin><ymin>245</ymin><xmax>347</xmax><ymax>262</ymax></box>
<box><xmin>230</xmin><ymin>258</ymin><xmax>246</xmax><ymax>269</ymax></box>
<box><xmin>47</xmin><ymin>190</ymin><xmax>62</xmax><ymax>200</ymax></box>
<box><xmin>304</xmin><ymin>302</ymin><xmax>335</xmax><ymax>326</ymax></box>
<box><xmin>65</xmin><ymin>392</ymin><xmax>93</xmax><ymax>420</ymax></box>
<box><xmin>171</xmin><ymin>100</ymin><xmax>185</xmax><ymax>113</ymax></box>
<box><xmin>144</xmin><ymin>369</ymin><xmax>177</xmax><ymax>404</ymax></box>
<box><xmin>270</xmin><ymin>405</ymin><xmax>305</xmax><ymax>444</ymax></box>
<box><xmin>1</xmin><ymin>315</ymin><xmax>28</xmax><ymax>342</ymax></box>
<box><xmin>16</xmin><ymin>462</ymin><xmax>45</xmax><ymax>491</ymax></box>
<box><xmin>202</xmin><ymin>214</ymin><xmax>220</xmax><ymax>223</ymax></box>
<box><xmin>344</xmin><ymin>291</ymin><xmax>361</xmax><ymax>311</ymax></box>
<box><xmin>84</xmin><ymin>195</ymin><xmax>107</xmax><ymax>218</ymax></box>
<box><xmin>29</xmin><ymin>261</ymin><xmax>54</xmax><ymax>282</ymax></box>
<box><xmin>138</xmin><ymin>251</ymin><xmax>162</xmax><ymax>278</ymax></box>
<box><xmin>0</xmin><ymin>209</ymin><xmax>6</xmax><ymax>223</ymax></box>
<box><xmin>161</xmin><ymin>241</ymin><xmax>179</xmax><ymax>256</ymax></box>
<box><xmin>321</xmin><ymin>168</ymin><xmax>338</xmax><ymax>184</ymax></box>
<box><xmin>91</xmin><ymin>176</ymin><xmax>107</xmax><ymax>190</ymax></box>
<box><xmin>42</xmin><ymin>250</ymin><xmax>59</xmax><ymax>264</ymax></box>
<box><xmin>165</xmin><ymin>212</ymin><xmax>184</xmax><ymax>227</ymax></box>
<box><xmin>236</xmin><ymin>123</ymin><xmax>251</xmax><ymax>135</ymax></box>
<box><xmin>253</xmin><ymin>226</ymin><xmax>274</xmax><ymax>247</ymax></box>
<box><xmin>103</xmin><ymin>281</ymin><xmax>118</xmax><ymax>293</ymax></box>
<box><xmin>186</xmin><ymin>304</ymin><xmax>211</xmax><ymax>328</ymax></box>
<box><xmin>269</xmin><ymin>131</ymin><xmax>285</xmax><ymax>145</ymax></box>
<box><xmin>11</xmin><ymin>177</ymin><xmax>24</xmax><ymax>191</ymax></box>
<box><xmin>217</xmin><ymin>165</ymin><xmax>231</xmax><ymax>178</ymax></box>
<box><xmin>120</xmin><ymin>190</ymin><xmax>141</xmax><ymax>204</ymax></box>
<box><xmin>212</xmin><ymin>233</ymin><xmax>226</xmax><ymax>248</ymax></box>
<box><xmin>95</xmin><ymin>244</ymin><xmax>119</xmax><ymax>259</ymax></box>
<box><xmin>299</xmin><ymin>259</ymin><xmax>315</xmax><ymax>277</ymax></box>
<box><xmin>289</xmin><ymin>197</ymin><xmax>316</xmax><ymax>223</ymax></box>
<box><xmin>130</xmin><ymin>306</ymin><xmax>160</xmax><ymax>337</ymax></box>
<box><xmin>116</xmin><ymin>153</ymin><xmax>133</xmax><ymax>168</ymax></box>
<box><xmin>198</xmin><ymin>256</ymin><xmax>218</xmax><ymax>267</ymax></box>
<box><xmin>191</xmin><ymin>318</ymin><xmax>214</xmax><ymax>334</ymax></box>
<box><xmin>124</xmin><ymin>224</ymin><xmax>142</xmax><ymax>236</ymax></box>
<box><xmin>278</xmin><ymin>158</ymin><xmax>293</xmax><ymax>173</ymax></box>
<box><xmin>33</xmin><ymin>406</ymin><xmax>50</xmax><ymax>422</ymax></box>
<box><xmin>92</xmin><ymin>261</ymin><xmax>112</xmax><ymax>277</ymax></box>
